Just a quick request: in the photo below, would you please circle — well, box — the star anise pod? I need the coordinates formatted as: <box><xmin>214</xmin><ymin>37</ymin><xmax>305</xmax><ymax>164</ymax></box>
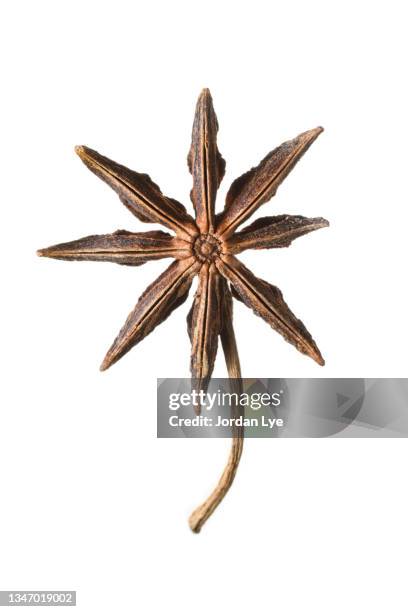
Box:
<box><xmin>38</xmin><ymin>89</ymin><xmax>328</xmax><ymax>532</ymax></box>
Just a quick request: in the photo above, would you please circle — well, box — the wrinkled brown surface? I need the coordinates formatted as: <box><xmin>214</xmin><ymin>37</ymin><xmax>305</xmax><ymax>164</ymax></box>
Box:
<box><xmin>38</xmin><ymin>230</ymin><xmax>191</xmax><ymax>266</ymax></box>
<box><xmin>187</xmin><ymin>263</ymin><xmax>222</xmax><ymax>407</ymax></box>
<box><xmin>226</xmin><ymin>215</ymin><xmax>329</xmax><ymax>254</ymax></box>
<box><xmin>75</xmin><ymin>146</ymin><xmax>198</xmax><ymax>239</ymax></box>
<box><xmin>100</xmin><ymin>257</ymin><xmax>200</xmax><ymax>371</ymax></box>
<box><xmin>215</xmin><ymin>254</ymin><xmax>324</xmax><ymax>366</ymax></box>
<box><xmin>188</xmin><ymin>89</ymin><xmax>226</xmax><ymax>233</ymax></box>
<box><xmin>216</xmin><ymin>128</ymin><xmax>323</xmax><ymax>238</ymax></box>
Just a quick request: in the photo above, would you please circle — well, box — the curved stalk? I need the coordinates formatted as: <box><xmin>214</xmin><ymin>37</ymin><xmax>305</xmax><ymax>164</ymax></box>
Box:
<box><xmin>189</xmin><ymin>285</ymin><xmax>244</xmax><ymax>533</ymax></box>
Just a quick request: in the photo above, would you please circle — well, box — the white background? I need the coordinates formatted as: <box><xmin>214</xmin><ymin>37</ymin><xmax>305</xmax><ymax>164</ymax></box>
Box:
<box><xmin>1</xmin><ymin>1</ymin><xmax>407</xmax><ymax>610</ymax></box>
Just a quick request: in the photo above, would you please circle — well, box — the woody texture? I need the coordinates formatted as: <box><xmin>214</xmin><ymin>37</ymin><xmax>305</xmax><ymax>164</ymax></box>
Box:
<box><xmin>38</xmin><ymin>89</ymin><xmax>329</xmax><ymax>532</ymax></box>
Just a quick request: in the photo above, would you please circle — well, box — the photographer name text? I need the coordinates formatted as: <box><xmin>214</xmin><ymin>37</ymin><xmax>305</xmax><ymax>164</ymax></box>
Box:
<box><xmin>168</xmin><ymin>415</ymin><xmax>284</xmax><ymax>429</ymax></box>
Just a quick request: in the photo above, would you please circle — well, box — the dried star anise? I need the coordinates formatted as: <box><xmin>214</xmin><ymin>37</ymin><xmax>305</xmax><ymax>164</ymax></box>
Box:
<box><xmin>38</xmin><ymin>89</ymin><xmax>328</xmax><ymax>532</ymax></box>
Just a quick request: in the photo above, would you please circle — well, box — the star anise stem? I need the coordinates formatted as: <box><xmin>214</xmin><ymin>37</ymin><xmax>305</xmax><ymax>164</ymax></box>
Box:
<box><xmin>189</xmin><ymin>427</ymin><xmax>243</xmax><ymax>533</ymax></box>
<box><xmin>189</xmin><ymin>281</ymin><xmax>243</xmax><ymax>533</ymax></box>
